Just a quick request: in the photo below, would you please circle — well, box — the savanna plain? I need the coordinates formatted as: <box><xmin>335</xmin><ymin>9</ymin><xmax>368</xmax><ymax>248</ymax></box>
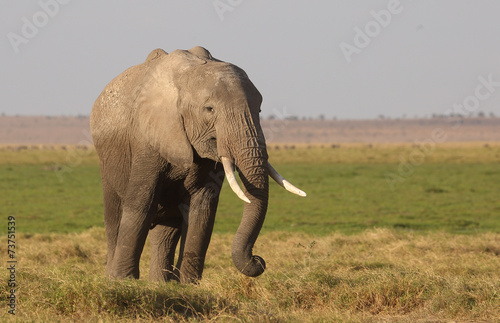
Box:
<box><xmin>1</xmin><ymin>143</ymin><xmax>500</xmax><ymax>322</ymax></box>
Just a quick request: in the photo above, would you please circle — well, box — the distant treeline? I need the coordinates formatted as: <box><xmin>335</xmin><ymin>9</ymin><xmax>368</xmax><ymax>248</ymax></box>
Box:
<box><xmin>1</xmin><ymin>112</ymin><xmax>498</xmax><ymax>121</ymax></box>
<box><xmin>264</xmin><ymin>111</ymin><xmax>497</xmax><ymax>121</ymax></box>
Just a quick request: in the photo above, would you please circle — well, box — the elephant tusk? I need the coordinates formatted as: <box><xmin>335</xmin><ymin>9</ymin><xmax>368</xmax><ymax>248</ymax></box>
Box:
<box><xmin>267</xmin><ymin>162</ymin><xmax>307</xmax><ymax>197</ymax></box>
<box><xmin>221</xmin><ymin>157</ymin><xmax>251</xmax><ymax>204</ymax></box>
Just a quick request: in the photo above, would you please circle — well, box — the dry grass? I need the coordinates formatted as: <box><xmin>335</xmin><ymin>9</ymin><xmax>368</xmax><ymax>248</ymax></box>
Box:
<box><xmin>1</xmin><ymin>228</ymin><xmax>499</xmax><ymax>322</ymax></box>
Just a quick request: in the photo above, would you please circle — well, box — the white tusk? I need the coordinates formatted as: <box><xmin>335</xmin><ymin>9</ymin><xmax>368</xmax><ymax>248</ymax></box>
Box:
<box><xmin>267</xmin><ymin>162</ymin><xmax>307</xmax><ymax>197</ymax></box>
<box><xmin>221</xmin><ymin>157</ymin><xmax>251</xmax><ymax>204</ymax></box>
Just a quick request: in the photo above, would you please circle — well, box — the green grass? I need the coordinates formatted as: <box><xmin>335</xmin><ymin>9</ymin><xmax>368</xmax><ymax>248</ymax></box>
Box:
<box><xmin>0</xmin><ymin>164</ymin><xmax>103</xmax><ymax>234</ymax></box>
<box><xmin>264</xmin><ymin>163</ymin><xmax>500</xmax><ymax>234</ymax></box>
<box><xmin>2</xmin><ymin>144</ymin><xmax>499</xmax><ymax>235</ymax></box>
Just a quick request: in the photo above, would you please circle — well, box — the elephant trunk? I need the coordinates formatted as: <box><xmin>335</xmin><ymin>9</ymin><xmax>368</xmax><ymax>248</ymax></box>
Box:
<box><xmin>229</xmin><ymin>140</ymin><xmax>269</xmax><ymax>277</ymax></box>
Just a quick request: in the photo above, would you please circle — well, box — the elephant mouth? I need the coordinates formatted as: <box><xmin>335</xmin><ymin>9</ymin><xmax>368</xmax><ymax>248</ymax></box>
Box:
<box><xmin>196</xmin><ymin>136</ymin><xmax>217</xmax><ymax>160</ymax></box>
<box><xmin>220</xmin><ymin>157</ymin><xmax>306</xmax><ymax>203</ymax></box>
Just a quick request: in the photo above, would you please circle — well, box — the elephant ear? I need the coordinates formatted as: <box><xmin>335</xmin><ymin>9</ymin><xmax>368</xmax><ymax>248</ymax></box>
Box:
<box><xmin>136</xmin><ymin>51</ymin><xmax>194</xmax><ymax>169</ymax></box>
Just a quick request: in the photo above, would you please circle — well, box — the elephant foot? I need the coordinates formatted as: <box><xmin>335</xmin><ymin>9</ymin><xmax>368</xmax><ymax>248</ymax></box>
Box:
<box><xmin>107</xmin><ymin>265</ymin><xmax>140</xmax><ymax>280</ymax></box>
<box><xmin>178</xmin><ymin>254</ymin><xmax>204</xmax><ymax>284</ymax></box>
<box><xmin>149</xmin><ymin>267</ymin><xmax>180</xmax><ymax>282</ymax></box>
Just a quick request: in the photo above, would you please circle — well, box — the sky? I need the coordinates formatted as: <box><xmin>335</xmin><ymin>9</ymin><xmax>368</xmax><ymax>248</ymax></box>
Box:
<box><xmin>2</xmin><ymin>1</ymin><xmax>500</xmax><ymax>120</ymax></box>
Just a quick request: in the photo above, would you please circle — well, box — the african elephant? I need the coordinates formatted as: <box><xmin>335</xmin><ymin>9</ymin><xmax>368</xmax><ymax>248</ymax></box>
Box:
<box><xmin>90</xmin><ymin>46</ymin><xmax>305</xmax><ymax>283</ymax></box>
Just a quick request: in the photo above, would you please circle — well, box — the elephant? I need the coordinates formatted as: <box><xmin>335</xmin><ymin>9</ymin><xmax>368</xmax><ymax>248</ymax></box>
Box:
<box><xmin>90</xmin><ymin>46</ymin><xmax>306</xmax><ymax>284</ymax></box>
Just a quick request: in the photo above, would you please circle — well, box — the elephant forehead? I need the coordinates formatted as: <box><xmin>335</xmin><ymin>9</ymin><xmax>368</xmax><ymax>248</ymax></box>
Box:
<box><xmin>188</xmin><ymin>65</ymin><xmax>239</xmax><ymax>85</ymax></box>
<box><xmin>179</xmin><ymin>67</ymin><xmax>247</xmax><ymax>96</ymax></box>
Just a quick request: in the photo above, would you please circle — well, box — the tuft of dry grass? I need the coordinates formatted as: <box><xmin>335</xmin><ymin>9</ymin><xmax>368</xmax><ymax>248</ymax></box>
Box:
<box><xmin>1</xmin><ymin>228</ymin><xmax>499</xmax><ymax>322</ymax></box>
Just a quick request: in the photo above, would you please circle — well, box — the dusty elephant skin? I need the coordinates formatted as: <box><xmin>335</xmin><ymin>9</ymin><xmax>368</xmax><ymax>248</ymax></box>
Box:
<box><xmin>90</xmin><ymin>46</ymin><xmax>305</xmax><ymax>283</ymax></box>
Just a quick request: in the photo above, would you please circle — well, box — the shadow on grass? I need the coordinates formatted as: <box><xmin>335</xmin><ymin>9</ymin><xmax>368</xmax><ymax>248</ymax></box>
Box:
<box><xmin>17</xmin><ymin>270</ymin><xmax>235</xmax><ymax>321</ymax></box>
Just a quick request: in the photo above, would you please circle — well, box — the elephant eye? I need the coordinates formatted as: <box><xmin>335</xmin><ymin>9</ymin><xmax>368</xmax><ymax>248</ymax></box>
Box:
<box><xmin>205</xmin><ymin>106</ymin><xmax>214</xmax><ymax>113</ymax></box>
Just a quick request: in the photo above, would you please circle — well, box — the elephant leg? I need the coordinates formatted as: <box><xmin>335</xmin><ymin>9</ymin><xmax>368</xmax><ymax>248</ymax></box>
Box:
<box><xmin>110</xmin><ymin>206</ymin><xmax>157</xmax><ymax>279</ymax></box>
<box><xmin>102</xmin><ymin>179</ymin><xmax>122</xmax><ymax>276</ymax></box>
<box><xmin>176</xmin><ymin>188</ymin><xmax>220</xmax><ymax>283</ymax></box>
<box><xmin>149</xmin><ymin>208</ymin><xmax>182</xmax><ymax>282</ymax></box>
<box><xmin>109</xmin><ymin>160</ymin><xmax>159</xmax><ymax>279</ymax></box>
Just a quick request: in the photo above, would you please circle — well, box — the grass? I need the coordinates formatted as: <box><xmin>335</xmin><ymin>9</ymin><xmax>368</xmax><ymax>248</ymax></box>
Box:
<box><xmin>1</xmin><ymin>143</ymin><xmax>500</xmax><ymax>321</ymax></box>
<box><xmin>0</xmin><ymin>228</ymin><xmax>499</xmax><ymax>322</ymax></box>
<box><xmin>2</xmin><ymin>144</ymin><xmax>499</xmax><ymax>235</ymax></box>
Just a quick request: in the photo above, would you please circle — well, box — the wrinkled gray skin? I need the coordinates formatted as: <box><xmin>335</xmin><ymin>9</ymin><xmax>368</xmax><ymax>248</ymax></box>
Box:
<box><xmin>91</xmin><ymin>47</ymin><xmax>269</xmax><ymax>283</ymax></box>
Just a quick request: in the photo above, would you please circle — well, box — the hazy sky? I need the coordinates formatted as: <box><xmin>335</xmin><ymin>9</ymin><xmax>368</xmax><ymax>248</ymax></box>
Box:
<box><xmin>2</xmin><ymin>1</ymin><xmax>500</xmax><ymax>119</ymax></box>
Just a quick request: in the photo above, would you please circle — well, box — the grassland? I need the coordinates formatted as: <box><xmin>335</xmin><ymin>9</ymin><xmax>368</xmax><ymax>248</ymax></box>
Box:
<box><xmin>1</xmin><ymin>143</ymin><xmax>500</xmax><ymax>322</ymax></box>
<box><xmin>1</xmin><ymin>143</ymin><xmax>500</xmax><ymax>235</ymax></box>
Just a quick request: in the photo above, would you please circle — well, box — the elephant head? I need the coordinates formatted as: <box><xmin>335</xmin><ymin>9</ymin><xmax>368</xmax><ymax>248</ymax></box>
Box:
<box><xmin>134</xmin><ymin>47</ymin><xmax>306</xmax><ymax>277</ymax></box>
